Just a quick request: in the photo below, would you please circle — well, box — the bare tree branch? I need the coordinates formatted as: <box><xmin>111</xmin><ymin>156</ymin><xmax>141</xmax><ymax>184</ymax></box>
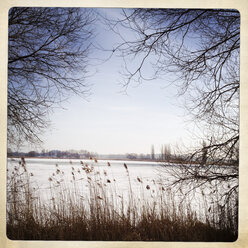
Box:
<box><xmin>8</xmin><ymin>7</ymin><xmax>96</xmax><ymax>146</ymax></box>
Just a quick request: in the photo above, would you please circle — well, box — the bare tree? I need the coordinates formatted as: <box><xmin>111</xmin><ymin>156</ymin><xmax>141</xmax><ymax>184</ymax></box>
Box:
<box><xmin>160</xmin><ymin>145</ymin><xmax>164</xmax><ymax>160</ymax></box>
<box><xmin>164</xmin><ymin>144</ymin><xmax>171</xmax><ymax>161</ymax></box>
<box><xmin>8</xmin><ymin>7</ymin><xmax>95</xmax><ymax>146</ymax></box>
<box><xmin>107</xmin><ymin>9</ymin><xmax>239</xmax><ymax>232</ymax></box>
<box><xmin>151</xmin><ymin>144</ymin><xmax>155</xmax><ymax>160</ymax></box>
<box><xmin>108</xmin><ymin>8</ymin><xmax>239</xmax><ymax>164</ymax></box>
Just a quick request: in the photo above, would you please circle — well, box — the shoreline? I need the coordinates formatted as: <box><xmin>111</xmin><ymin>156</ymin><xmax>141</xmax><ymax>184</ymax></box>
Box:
<box><xmin>7</xmin><ymin>156</ymin><xmax>238</xmax><ymax>167</ymax></box>
<box><xmin>7</xmin><ymin>156</ymin><xmax>165</xmax><ymax>164</ymax></box>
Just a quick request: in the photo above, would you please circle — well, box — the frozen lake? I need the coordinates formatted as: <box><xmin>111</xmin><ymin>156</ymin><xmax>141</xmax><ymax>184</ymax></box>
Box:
<box><xmin>7</xmin><ymin>157</ymin><xmax>162</xmax><ymax>189</ymax></box>
<box><xmin>7</xmin><ymin>158</ymin><xmax>172</xmax><ymax>207</ymax></box>
<box><xmin>7</xmin><ymin>158</ymin><xmax>166</xmax><ymax>200</ymax></box>
<box><xmin>7</xmin><ymin>157</ymin><xmax>238</xmax><ymax>223</ymax></box>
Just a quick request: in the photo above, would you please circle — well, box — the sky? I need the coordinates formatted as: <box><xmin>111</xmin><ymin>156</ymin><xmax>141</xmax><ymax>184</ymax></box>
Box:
<box><xmin>25</xmin><ymin>8</ymin><xmax>200</xmax><ymax>155</ymax></box>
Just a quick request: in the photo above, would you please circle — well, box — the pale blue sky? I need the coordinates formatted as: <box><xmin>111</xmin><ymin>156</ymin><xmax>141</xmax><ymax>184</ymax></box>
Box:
<box><xmin>31</xmin><ymin>8</ymin><xmax>198</xmax><ymax>154</ymax></box>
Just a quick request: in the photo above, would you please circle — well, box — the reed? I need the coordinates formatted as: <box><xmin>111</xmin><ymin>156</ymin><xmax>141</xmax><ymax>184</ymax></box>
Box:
<box><xmin>6</xmin><ymin>158</ymin><xmax>237</xmax><ymax>241</ymax></box>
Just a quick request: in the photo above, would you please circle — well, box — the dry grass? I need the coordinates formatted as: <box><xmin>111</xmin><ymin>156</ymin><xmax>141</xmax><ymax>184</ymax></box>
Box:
<box><xmin>6</xmin><ymin>158</ymin><xmax>238</xmax><ymax>241</ymax></box>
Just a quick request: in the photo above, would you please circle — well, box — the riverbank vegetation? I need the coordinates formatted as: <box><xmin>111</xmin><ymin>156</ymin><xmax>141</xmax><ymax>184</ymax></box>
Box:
<box><xmin>7</xmin><ymin>158</ymin><xmax>237</xmax><ymax>241</ymax></box>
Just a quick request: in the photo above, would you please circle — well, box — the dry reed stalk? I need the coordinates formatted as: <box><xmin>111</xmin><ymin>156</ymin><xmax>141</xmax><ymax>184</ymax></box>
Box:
<box><xmin>6</xmin><ymin>158</ymin><xmax>238</xmax><ymax>241</ymax></box>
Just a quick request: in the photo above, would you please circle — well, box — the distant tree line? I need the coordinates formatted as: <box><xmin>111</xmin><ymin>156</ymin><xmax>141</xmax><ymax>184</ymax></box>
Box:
<box><xmin>151</xmin><ymin>144</ymin><xmax>171</xmax><ymax>161</ymax></box>
<box><xmin>7</xmin><ymin>144</ymin><xmax>236</xmax><ymax>165</ymax></box>
<box><xmin>150</xmin><ymin>142</ymin><xmax>237</xmax><ymax>165</ymax></box>
<box><xmin>7</xmin><ymin>149</ymin><xmax>97</xmax><ymax>159</ymax></box>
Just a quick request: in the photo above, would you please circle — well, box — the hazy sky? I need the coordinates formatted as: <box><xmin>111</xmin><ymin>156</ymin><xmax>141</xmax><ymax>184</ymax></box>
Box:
<box><xmin>27</xmin><ymin>9</ymin><xmax>199</xmax><ymax>154</ymax></box>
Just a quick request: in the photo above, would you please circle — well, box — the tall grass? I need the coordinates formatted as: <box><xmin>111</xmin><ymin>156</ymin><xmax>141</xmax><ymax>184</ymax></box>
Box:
<box><xmin>6</xmin><ymin>158</ymin><xmax>238</xmax><ymax>241</ymax></box>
